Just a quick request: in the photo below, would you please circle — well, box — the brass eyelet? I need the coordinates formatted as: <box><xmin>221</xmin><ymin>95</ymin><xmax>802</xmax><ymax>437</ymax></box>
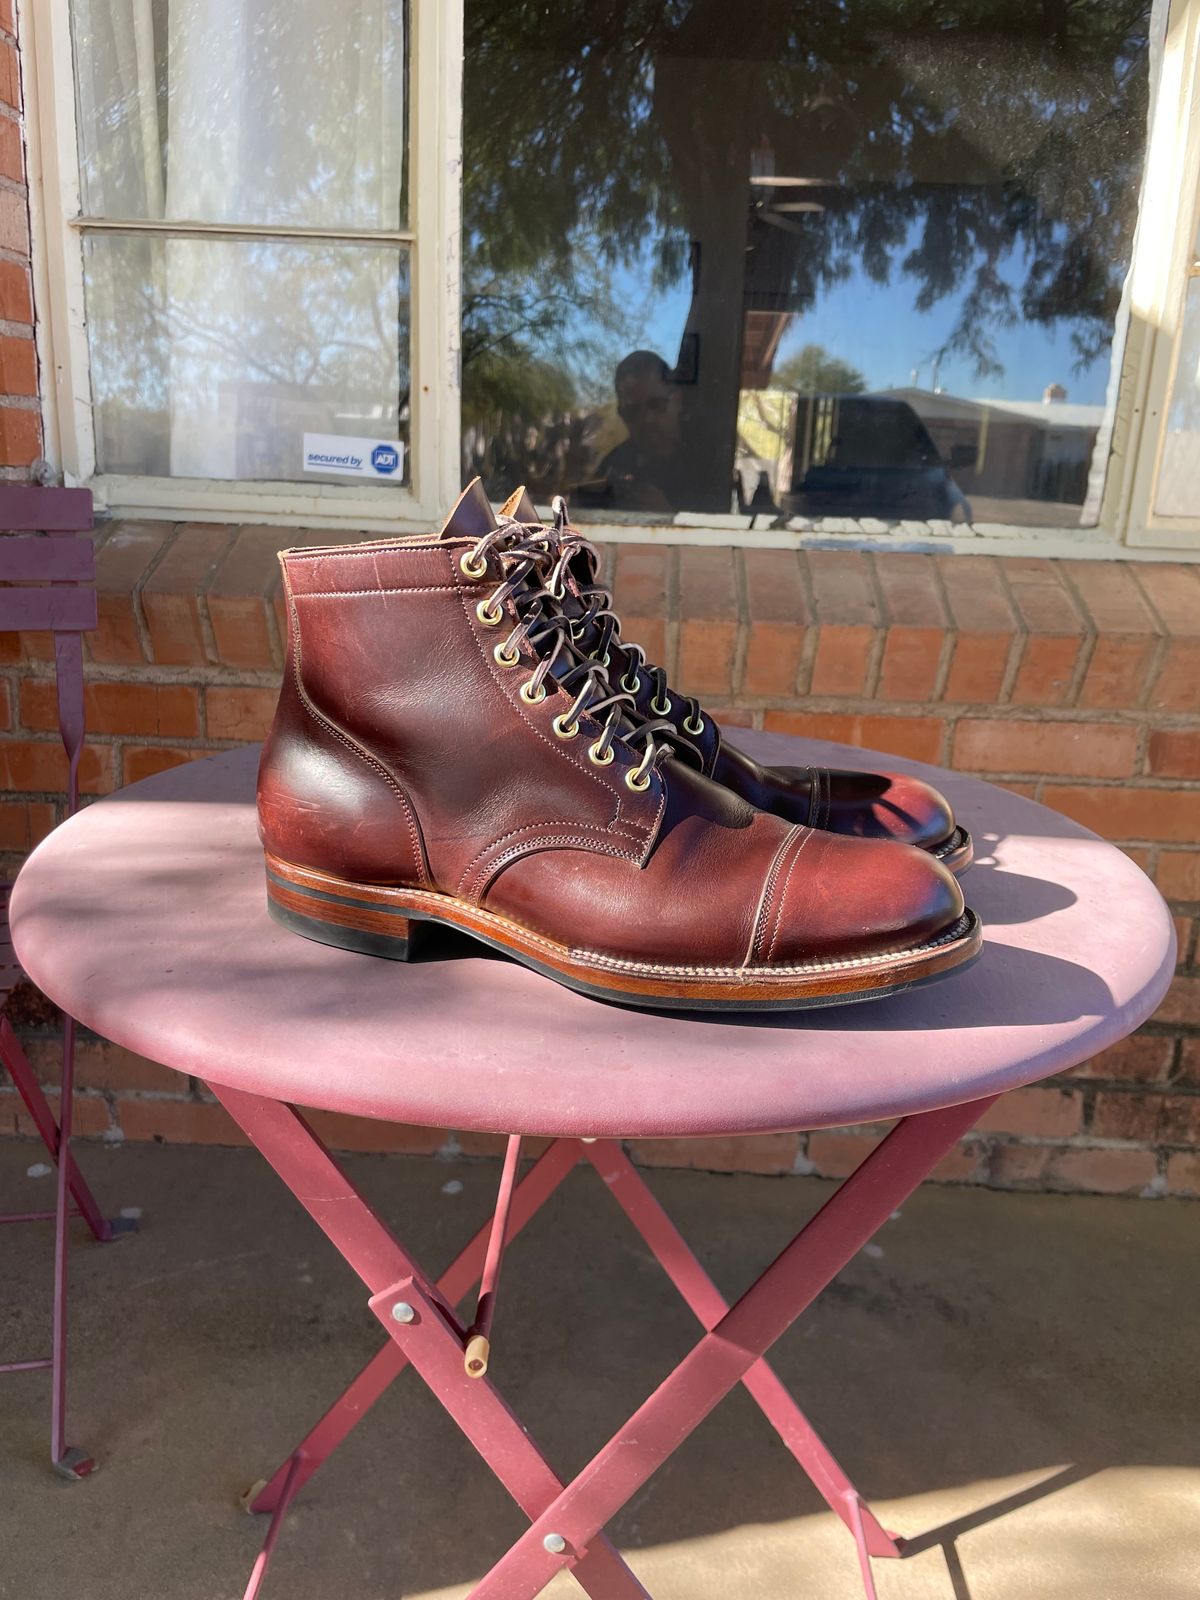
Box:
<box><xmin>520</xmin><ymin>680</ymin><xmax>547</xmax><ymax>705</ymax></box>
<box><xmin>588</xmin><ymin>741</ymin><xmax>615</xmax><ymax>767</ymax></box>
<box><xmin>589</xmin><ymin>649</ymin><xmax>611</xmax><ymax>668</ymax></box>
<box><xmin>650</xmin><ymin>694</ymin><xmax>672</xmax><ymax>717</ymax></box>
<box><xmin>476</xmin><ymin>598</ymin><xmax>504</xmax><ymax>627</ymax></box>
<box><xmin>625</xmin><ymin>767</ymin><xmax>652</xmax><ymax>792</ymax></box>
<box><xmin>683</xmin><ymin>713</ymin><xmax>705</xmax><ymax>736</ymax></box>
<box><xmin>460</xmin><ymin>550</ymin><xmax>488</xmax><ymax>579</ymax></box>
<box><xmin>552</xmin><ymin>712</ymin><xmax>579</xmax><ymax>739</ymax></box>
<box><xmin>621</xmin><ymin>672</ymin><xmax>642</xmax><ymax>695</ymax></box>
<box><xmin>494</xmin><ymin>641</ymin><xmax>521</xmax><ymax>668</ymax></box>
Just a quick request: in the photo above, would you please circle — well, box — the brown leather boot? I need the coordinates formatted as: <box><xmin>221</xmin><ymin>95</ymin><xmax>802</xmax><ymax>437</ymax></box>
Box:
<box><xmin>500</xmin><ymin>489</ymin><xmax>972</xmax><ymax>874</ymax></box>
<box><xmin>257</xmin><ymin>482</ymin><xmax>980</xmax><ymax>1011</ymax></box>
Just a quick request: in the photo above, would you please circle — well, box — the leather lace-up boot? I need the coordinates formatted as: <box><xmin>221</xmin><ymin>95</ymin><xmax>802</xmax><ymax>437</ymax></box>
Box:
<box><xmin>500</xmin><ymin>489</ymin><xmax>973</xmax><ymax>874</ymax></box>
<box><xmin>257</xmin><ymin>482</ymin><xmax>980</xmax><ymax>1011</ymax></box>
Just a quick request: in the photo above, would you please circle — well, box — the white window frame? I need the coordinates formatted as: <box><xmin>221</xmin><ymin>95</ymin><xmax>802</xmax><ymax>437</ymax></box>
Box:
<box><xmin>23</xmin><ymin>0</ymin><xmax>462</xmax><ymax>530</ymax></box>
<box><xmin>17</xmin><ymin>0</ymin><xmax>1200</xmax><ymax>555</ymax></box>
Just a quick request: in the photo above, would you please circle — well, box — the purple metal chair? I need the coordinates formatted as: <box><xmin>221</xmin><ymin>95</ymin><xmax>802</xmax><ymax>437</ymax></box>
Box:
<box><xmin>0</xmin><ymin>485</ymin><xmax>133</xmax><ymax>1479</ymax></box>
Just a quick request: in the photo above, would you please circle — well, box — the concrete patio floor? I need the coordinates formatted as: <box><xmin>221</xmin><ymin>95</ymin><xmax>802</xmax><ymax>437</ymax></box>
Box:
<box><xmin>1</xmin><ymin>1138</ymin><xmax>1197</xmax><ymax>1600</ymax></box>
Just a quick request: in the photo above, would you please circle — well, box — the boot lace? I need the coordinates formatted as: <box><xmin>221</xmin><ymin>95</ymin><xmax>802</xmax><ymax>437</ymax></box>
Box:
<box><xmin>458</xmin><ymin>519</ymin><xmax>681</xmax><ymax>791</ymax></box>
<box><xmin>539</xmin><ymin>497</ymin><xmax>706</xmax><ymax>739</ymax></box>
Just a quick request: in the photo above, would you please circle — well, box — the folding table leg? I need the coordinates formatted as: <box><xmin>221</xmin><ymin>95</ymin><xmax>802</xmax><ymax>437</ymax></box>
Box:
<box><xmin>467</xmin><ymin>1098</ymin><xmax>996</xmax><ymax>1600</ymax></box>
<box><xmin>583</xmin><ymin>1139</ymin><xmax>901</xmax><ymax>1560</ymax></box>
<box><xmin>210</xmin><ymin>1089</ymin><xmax>647</xmax><ymax>1600</ymax></box>
<box><xmin>0</xmin><ymin>1016</ymin><xmax>112</xmax><ymax>1243</ymax></box>
<box><xmin>248</xmin><ymin>1137</ymin><xmax>582</xmax><ymax>1514</ymax></box>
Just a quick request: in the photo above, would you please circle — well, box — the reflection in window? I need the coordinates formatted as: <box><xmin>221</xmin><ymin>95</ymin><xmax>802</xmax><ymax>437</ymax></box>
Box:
<box><xmin>1156</xmin><ymin>277</ymin><xmax>1200</xmax><ymax>518</ymax></box>
<box><xmin>70</xmin><ymin>0</ymin><xmax>409</xmax><ymax>484</ymax></box>
<box><xmin>462</xmin><ymin>1</ymin><xmax>1153</xmax><ymax>528</ymax></box>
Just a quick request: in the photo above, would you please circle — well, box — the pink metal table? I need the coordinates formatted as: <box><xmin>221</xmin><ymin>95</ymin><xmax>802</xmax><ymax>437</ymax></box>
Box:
<box><xmin>10</xmin><ymin>734</ymin><xmax>1173</xmax><ymax>1599</ymax></box>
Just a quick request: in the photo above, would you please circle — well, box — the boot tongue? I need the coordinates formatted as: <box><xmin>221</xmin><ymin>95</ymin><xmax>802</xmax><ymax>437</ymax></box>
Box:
<box><xmin>438</xmin><ymin>478</ymin><xmax>497</xmax><ymax>541</ymax></box>
<box><xmin>499</xmin><ymin>487</ymin><xmax>540</xmax><ymax>524</ymax></box>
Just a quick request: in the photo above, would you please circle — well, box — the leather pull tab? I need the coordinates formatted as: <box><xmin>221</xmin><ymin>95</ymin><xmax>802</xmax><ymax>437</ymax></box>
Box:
<box><xmin>499</xmin><ymin>486</ymin><xmax>540</xmax><ymax>524</ymax></box>
<box><xmin>439</xmin><ymin>478</ymin><xmax>497</xmax><ymax>540</ymax></box>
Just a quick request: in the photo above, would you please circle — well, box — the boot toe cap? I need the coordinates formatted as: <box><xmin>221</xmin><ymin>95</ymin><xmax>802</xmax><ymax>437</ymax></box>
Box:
<box><xmin>760</xmin><ymin>830</ymin><xmax>967</xmax><ymax>968</ymax></box>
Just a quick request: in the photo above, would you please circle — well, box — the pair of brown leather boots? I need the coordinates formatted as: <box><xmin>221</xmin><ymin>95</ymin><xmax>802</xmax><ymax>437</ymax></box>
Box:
<box><xmin>257</xmin><ymin>482</ymin><xmax>981</xmax><ymax>1011</ymax></box>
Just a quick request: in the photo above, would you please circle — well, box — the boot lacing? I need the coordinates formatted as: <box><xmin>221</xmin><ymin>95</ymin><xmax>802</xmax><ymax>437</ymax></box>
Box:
<box><xmin>459</xmin><ymin>519</ymin><xmax>680</xmax><ymax>791</ymax></box>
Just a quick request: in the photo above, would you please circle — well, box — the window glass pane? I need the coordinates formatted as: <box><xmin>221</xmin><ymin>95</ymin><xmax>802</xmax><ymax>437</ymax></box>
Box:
<box><xmin>83</xmin><ymin>235</ymin><xmax>410</xmax><ymax>484</ymax></box>
<box><xmin>462</xmin><ymin>1</ymin><xmax>1153</xmax><ymax>529</ymax></box>
<box><xmin>1155</xmin><ymin>277</ymin><xmax>1200</xmax><ymax>518</ymax></box>
<box><xmin>70</xmin><ymin>0</ymin><xmax>408</xmax><ymax>230</ymax></box>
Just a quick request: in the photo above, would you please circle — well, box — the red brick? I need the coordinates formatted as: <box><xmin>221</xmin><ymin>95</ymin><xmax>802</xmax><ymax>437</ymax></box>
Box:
<box><xmin>873</xmin><ymin>556</ymin><xmax>945</xmax><ymax>700</ymax></box>
<box><xmin>1089</xmin><ymin>1091</ymin><xmax>1164</xmax><ymax>1142</ymax></box>
<box><xmin>89</xmin><ymin>522</ymin><xmax>170</xmax><ymax>664</ymax></box>
<box><xmin>0</xmin><ymin>333</ymin><xmax>35</xmax><ymax>396</ymax></box>
<box><xmin>207</xmin><ymin>526</ymin><xmax>289</xmax><ymax>669</ymax></box>
<box><xmin>952</xmin><ymin>718</ymin><xmax>1138</xmax><ymax>778</ymax></box>
<box><xmin>1165</xmin><ymin>1151</ymin><xmax>1200</xmax><ymax>1195</ymax></box>
<box><xmin>1147</xmin><ymin>729</ymin><xmax>1200</xmax><ymax>779</ymax></box>
<box><xmin>141</xmin><ymin>523</ymin><xmax>234</xmax><ymax>664</ymax></box>
<box><xmin>0</xmin><ymin>115</ymin><xmax>21</xmax><ymax>183</ymax></box>
<box><xmin>205</xmin><ymin>685</ymin><xmax>277</xmax><ymax>742</ymax></box>
<box><xmin>0</xmin><ymin>258</ymin><xmax>31</xmax><ymax>323</ymax></box>
<box><xmin>1045</xmin><ymin>1147</ymin><xmax>1158</xmax><ymax>1195</ymax></box>
<box><xmin>1150</xmin><ymin>640</ymin><xmax>1200</xmax><ymax>713</ymax></box>
<box><xmin>0</xmin><ymin>738</ymin><xmax>114</xmax><ymax>794</ymax></box>
<box><xmin>976</xmin><ymin>1087</ymin><xmax>1081</xmax><ymax>1137</ymax></box>
<box><xmin>987</xmin><ymin>1143</ymin><xmax>1054</xmax><ymax>1187</ymax></box>
<box><xmin>0</xmin><ymin>2</ymin><xmax>14</xmax><ymax>39</ymax></box>
<box><xmin>762</xmin><ymin>709</ymin><xmax>945</xmax><ymax>764</ymax></box>
<box><xmin>1077</xmin><ymin>635</ymin><xmax>1158</xmax><ymax>710</ymax></box>
<box><xmin>805</xmin><ymin>1131</ymin><xmax>879</xmax><ymax>1178</ymax></box>
<box><xmin>305</xmin><ymin>1111</ymin><xmax>447</xmax><ymax>1155</ymax></box>
<box><xmin>1156</xmin><ymin>851</ymin><xmax>1200</xmax><ymax>901</ymax></box>
<box><xmin>1072</xmin><ymin>1034</ymin><xmax>1174</xmax><ymax>1083</ymax></box>
<box><xmin>0</xmin><ymin>797</ymin><xmax>55</xmax><ymax>849</ymax></box>
<box><xmin>612</xmin><ymin>543</ymin><xmax>670</xmax><ymax>619</ymax></box>
<box><xmin>1154</xmin><ymin>973</ymin><xmax>1200</xmax><ymax>1026</ymax></box>
<box><xmin>122</xmin><ymin>744</ymin><xmax>216</xmax><ymax>784</ymax></box>
<box><xmin>741</xmin><ymin>550</ymin><xmax>806</xmax><ymax>697</ymax></box>
<box><xmin>4</xmin><ymin>1090</ymin><xmax>111</xmax><ymax>1140</ymax></box>
<box><xmin>809</xmin><ymin>624</ymin><xmax>875</xmax><ymax>696</ymax></box>
<box><xmin>0</xmin><ymin>404</ymin><xmax>40</xmax><ymax>466</ymax></box>
<box><xmin>632</xmin><ymin>1133</ymin><xmax>802</xmax><ymax>1176</ymax></box>
<box><xmin>21</xmin><ymin>680</ymin><xmax>199</xmax><ymax>739</ymax></box>
<box><xmin>1041</xmin><ymin>784</ymin><xmax>1200</xmax><ymax>843</ymax></box>
<box><xmin>943</xmin><ymin>631</ymin><xmax>1013</xmax><ymax>704</ymax></box>
<box><xmin>1004</xmin><ymin>557</ymin><xmax>1086</xmax><ymax>634</ymax></box>
<box><xmin>22</xmin><ymin>1034</ymin><xmax>181</xmax><ymax>1093</ymax></box>
<box><xmin>0</xmin><ymin>188</ymin><xmax>28</xmax><ymax>256</ymax></box>
<box><xmin>937</xmin><ymin>556</ymin><xmax>1016</xmax><ymax>628</ymax></box>
<box><xmin>806</xmin><ymin>550</ymin><xmax>879</xmax><ymax>697</ymax></box>
<box><xmin>0</xmin><ymin>677</ymin><xmax>9</xmax><ymax>729</ymax></box>
<box><xmin>117</xmin><ymin>1097</ymin><xmax>248</xmax><ymax>1145</ymax></box>
<box><xmin>0</xmin><ymin>39</ymin><xmax>18</xmax><ymax>108</ymax></box>
<box><xmin>878</xmin><ymin>626</ymin><xmax>943</xmax><ymax>702</ymax></box>
<box><xmin>1178</xmin><ymin>1037</ymin><xmax>1200</xmax><ymax>1087</ymax></box>
<box><xmin>677</xmin><ymin>621</ymin><xmax>738</xmax><ymax>697</ymax></box>
<box><xmin>1008</xmin><ymin>634</ymin><xmax>1083</xmax><ymax>707</ymax></box>
<box><xmin>1133</xmin><ymin>562</ymin><xmax>1200</xmax><ymax>636</ymax></box>
<box><xmin>1067</xmin><ymin>561</ymin><xmax>1159</xmax><ymax>634</ymax></box>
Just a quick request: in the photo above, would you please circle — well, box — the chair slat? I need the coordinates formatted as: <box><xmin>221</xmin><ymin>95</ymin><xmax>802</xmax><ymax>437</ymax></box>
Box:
<box><xmin>0</xmin><ymin>485</ymin><xmax>94</xmax><ymax>533</ymax></box>
<box><xmin>0</xmin><ymin>534</ymin><xmax>95</xmax><ymax>583</ymax></box>
<box><xmin>0</xmin><ymin>587</ymin><xmax>97</xmax><ymax>633</ymax></box>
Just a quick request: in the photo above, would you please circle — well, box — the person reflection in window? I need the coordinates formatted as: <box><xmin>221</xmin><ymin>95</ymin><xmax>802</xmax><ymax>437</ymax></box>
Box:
<box><xmin>594</xmin><ymin>351</ymin><xmax>690</xmax><ymax>512</ymax></box>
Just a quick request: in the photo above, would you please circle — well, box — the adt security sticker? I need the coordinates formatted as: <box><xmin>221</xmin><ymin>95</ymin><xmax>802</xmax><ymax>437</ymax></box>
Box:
<box><xmin>303</xmin><ymin>434</ymin><xmax>405</xmax><ymax>480</ymax></box>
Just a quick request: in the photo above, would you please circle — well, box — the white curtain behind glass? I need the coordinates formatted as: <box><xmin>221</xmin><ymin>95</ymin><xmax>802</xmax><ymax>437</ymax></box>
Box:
<box><xmin>72</xmin><ymin>0</ymin><xmax>405</xmax><ymax>482</ymax></box>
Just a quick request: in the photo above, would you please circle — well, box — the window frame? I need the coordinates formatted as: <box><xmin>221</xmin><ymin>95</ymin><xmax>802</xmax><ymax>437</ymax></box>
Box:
<box><xmin>20</xmin><ymin>0</ymin><xmax>1200</xmax><ymax>554</ymax></box>
<box><xmin>24</xmin><ymin>0</ymin><xmax>463</xmax><ymax>529</ymax></box>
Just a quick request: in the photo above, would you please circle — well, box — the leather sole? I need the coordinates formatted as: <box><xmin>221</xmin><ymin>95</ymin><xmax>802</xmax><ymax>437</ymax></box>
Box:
<box><xmin>264</xmin><ymin>854</ymin><xmax>983</xmax><ymax>1013</ymax></box>
<box><xmin>930</xmin><ymin>826</ymin><xmax>973</xmax><ymax>876</ymax></box>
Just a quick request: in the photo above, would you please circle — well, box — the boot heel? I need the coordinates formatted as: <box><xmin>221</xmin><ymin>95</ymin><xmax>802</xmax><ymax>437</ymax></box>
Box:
<box><xmin>265</xmin><ymin>870</ymin><xmax>417</xmax><ymax>963</ymax></box>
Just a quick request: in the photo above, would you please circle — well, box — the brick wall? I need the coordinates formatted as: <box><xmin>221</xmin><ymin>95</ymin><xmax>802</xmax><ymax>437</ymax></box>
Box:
<box><xmin>0</xmin><ymin>0</ymin><xmax>40</xmax><ymax>481</ymax></box>
<box><xmin>1</xmin><ymin>521</ymin><xmax>1197</xmax><ymax>1198</ymax></box>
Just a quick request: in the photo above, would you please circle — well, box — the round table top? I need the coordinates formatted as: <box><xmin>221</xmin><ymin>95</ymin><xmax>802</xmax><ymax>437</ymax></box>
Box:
<box><xmin>11</xmin><ymin>736</ymin><xmax>1173</xmax><ymax>1139</ymax></box>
